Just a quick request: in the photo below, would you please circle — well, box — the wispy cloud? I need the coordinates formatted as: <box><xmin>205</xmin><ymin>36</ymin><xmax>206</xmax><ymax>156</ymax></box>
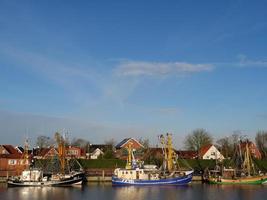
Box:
<box><xmin>114</xmin><ymin>60</ymin><xmax>214</xmax><ymax>76</ymax></box>
<box><xmin>237</xmin><ymin>54</ymin><xmax>267</xmax><ymax>67</ymax></box>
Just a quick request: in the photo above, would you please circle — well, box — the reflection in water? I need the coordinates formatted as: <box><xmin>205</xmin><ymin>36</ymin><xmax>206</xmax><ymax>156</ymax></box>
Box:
<box><xmin>0</xmin><ymin>183</ymin><xmax>266</xmax><ymax>200</ymax></box>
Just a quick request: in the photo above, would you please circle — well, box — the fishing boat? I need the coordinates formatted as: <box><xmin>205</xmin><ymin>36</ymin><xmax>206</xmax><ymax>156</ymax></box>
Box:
<box><xmin>8</xmin><ymin>133</ymin><xmax>85</xmax><ymax>187</ymax></box>
<box><xmin>207</xmin><ymin>139</ymin><xmax>267</xmax><ymax>185</ymax></box>
<box><xmin>112</xmin><ymin>133</ymin><xmax>193</xmax><ymax>186</ymax></box>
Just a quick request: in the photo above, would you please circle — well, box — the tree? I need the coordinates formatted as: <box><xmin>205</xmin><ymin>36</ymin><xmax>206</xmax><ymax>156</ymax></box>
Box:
<box><xmin>255</xmin><ymin>130</ymin><xmax>267</xmax><ymax>159</ymax></box>
<box><xmin>216</xmin><ymin>132</ymin><xmax>244</xmax><ymax>159</ymax></box>
<box><xmin>138</xmin><ymin>137</ymin><xmax>150</xmax><ymax>149</ymax></box>
<box><xmin>184</xmin><ymin>128</ymin><xmax>213</xmax><ymax>152</ymax></box>
<box><xmin>71</xmin><ymin>138</ymin><xmax>90</xmax><ymax>152</ymax></box>
<box><xmin>104</xmin><ymin>138</ymin><xmax>117</xmax><ymax>150</ymax></box>
<box><xmin>36</xmin><ymin>135</ymin><xmax>53</xmax><ymax>148</ymax></box>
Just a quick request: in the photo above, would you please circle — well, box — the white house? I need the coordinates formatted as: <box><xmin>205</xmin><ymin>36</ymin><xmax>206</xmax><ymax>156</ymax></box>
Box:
<box><xmin>90</xmin><ymin>148</ymin><xmax>104</xmax><ymax>159</ymax></box>
<box><xmin>199</xmin><ymin>144</ymin><xmax>224</xmax><ymax>160</ymax></box>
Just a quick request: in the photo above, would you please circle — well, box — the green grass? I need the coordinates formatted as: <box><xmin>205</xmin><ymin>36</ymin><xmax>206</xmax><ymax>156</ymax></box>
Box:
<box><xmin>78</xmin><ymin>159</ymin><xmax>126</xmax><ymax>169</ymax></box>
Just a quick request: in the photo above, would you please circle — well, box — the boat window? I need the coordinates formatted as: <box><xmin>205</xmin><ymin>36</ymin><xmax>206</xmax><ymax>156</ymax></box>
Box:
<box><xmin>126</xmin><ymin>171</ymin><xmax>128</xmax><ymax>174</ymax></box>
<box><xmin>130</xmin><ymin>171</ymin><xmax>132</xmax><ymax>174</ymax></box>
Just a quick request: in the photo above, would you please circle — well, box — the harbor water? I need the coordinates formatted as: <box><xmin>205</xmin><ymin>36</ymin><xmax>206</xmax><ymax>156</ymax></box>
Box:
<box><xmin>0</xmin><ymin>182</ymin><xmax>267</xmax><ymax>200</ymax></box>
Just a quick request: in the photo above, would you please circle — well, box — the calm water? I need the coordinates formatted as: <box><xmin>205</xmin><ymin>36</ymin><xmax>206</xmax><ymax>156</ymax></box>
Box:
<box><xmin>0</xmin><ymin>182</ymin><xmax>266</xmax><ymax>200</ymax></box>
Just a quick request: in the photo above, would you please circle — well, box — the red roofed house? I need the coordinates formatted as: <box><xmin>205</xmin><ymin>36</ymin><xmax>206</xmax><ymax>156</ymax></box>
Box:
<box><xmin>115</xmin><ymin>138</ymin><xmax>144</xmax><ymax>160</ymax></box>
<box><xmin>240</xmin><ymin>141</ymin><xmax>261</xmax><ymax>159</ymax></box>
<box><xmin>199</xmin><ymin>144</ymin><xmax>225</xmax><ymax>160</ymax></box>
<box><xmin>66</xmin><ymin>146</ymin><xmax>83</xmax><ymax>158</ymax></box>
<box><xmin>0</xmin><ymin>145</ymin><xmax>29</xmax><ymax>177</ymax></box>
<box><xmin>34</xmin><ymin>147</ymin><xmax>58</xmax><ymax>159</ymax></box>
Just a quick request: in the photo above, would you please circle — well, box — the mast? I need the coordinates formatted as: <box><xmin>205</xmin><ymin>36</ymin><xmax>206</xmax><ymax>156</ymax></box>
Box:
<box><xmin>125</xmin><ymin>141</ymin><xmax>134</xmax><ymax>169</ymax></box>
<box><xmin>22</xmin><ymin>138</ymin><xmax>30</xmax><ymax>169</ymax></box>
<box><xmin>159</xmin><ymin>134</ymin><xmax>168</xmax><ymax>172</ymax></box>
<box><xmin>159</xmin><ymin>133</ymin><xmax>176</xmax><ymax>172</ymax></box>
<box><xmin>166</xmin><ymin>133</ymin><xmax>175</xmax><ymax>172</ymax></box>
<box><xmin>55</xmin><ymin>132</ymin><xmax>66</xmax><ymax>174</ymax></box>
<box><xmin>242</xmin><ymin>140</ymin><xmax>255</xmax><ymax>176</ymax></box>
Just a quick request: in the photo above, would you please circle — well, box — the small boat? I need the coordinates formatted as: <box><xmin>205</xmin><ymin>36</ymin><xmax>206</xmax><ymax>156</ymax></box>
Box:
<box><xmin>8</xmin><ymin>133</ymin><xmax>85</xmax><ymax>187</ymax></box>
<box><xmin>207</xmin><ymin>139</ymin><xmax>267</xmax><ymax>185</ymax></box>
<box><xmin>112</xmin><ymin>133</ymin><xmax>194</xmax><ymax>186</ymax></box>
<box><xmin>7</xmin><ymin>169</ymin><xmax>84</xmax><ymax>187</ymax></box>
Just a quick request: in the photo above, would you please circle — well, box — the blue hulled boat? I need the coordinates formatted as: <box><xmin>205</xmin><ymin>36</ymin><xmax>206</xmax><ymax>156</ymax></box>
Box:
<box><xmin>112</xmin><ymin>133</ymin><xmax>194</xmax><ymax>186</ymax></box>
<box><xmin>112</xmin><ymin>169</ymin><xmax>193</xmax><ymax>186</ymax></box>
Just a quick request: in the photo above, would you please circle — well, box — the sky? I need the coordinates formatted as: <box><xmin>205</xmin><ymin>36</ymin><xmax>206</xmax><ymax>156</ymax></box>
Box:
<box><xmin>0</xmin><ymin>0</ymin><xmax>267</xmax><ymax>148</ymax></box>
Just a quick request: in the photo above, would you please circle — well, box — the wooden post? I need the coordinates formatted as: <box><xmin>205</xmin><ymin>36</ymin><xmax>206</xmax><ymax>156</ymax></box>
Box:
<box><xmin>6</xmin><ymin>171</ymin><xmax>9</xmax><ymax>179</ymax></box>
<box><xmin>102</xmin><ymin>170</ymin><xmax>105</xmax><ymax>181</ymax></box>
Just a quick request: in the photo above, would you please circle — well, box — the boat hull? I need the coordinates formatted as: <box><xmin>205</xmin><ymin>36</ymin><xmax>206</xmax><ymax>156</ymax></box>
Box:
<box><xmin>208</xmin><ymin>175</ymin><xmax>267</xmax><ymax>185</ymax></box>
<box><xmin>112</xmin><ymin>172</ymin><xmax>193</xmax><ymax>186</ymax></box>
<box><xmin>7</xmin><ymin>172</ymin><xmax>85</xmax><ymax>187</ymax></box>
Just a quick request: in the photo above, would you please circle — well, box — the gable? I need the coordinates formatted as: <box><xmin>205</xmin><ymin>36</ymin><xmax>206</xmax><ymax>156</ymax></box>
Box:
<box><xmin>116</xmin><ymin>138</ymin><xmax>144</xmax><ymax>149</ymax></box>
<box><xmin>92</xmin><ymin>148</ymin><xmax>104</xmax><ymax>156</ymax></box>
<box><xmin>0</xmin><ymin>145</ymin><xmax>9</xmax><ymax>155</ymax></box>
<box><xmin>202</xmin><ymin>145</ymin><xmax>224</xmax><ymax>159</ymax></box>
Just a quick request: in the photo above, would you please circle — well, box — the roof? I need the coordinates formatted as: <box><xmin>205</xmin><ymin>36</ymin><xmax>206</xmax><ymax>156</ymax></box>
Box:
<box><xmin>2</xmin><ymin>145</ymin><xmax>21</xmax><ymax>155</ymax></box>
<box><xmin>15</xmin><ymin>146</ymin><xmax>24</xmax><ymax>153</ymax></box>
<box><xmin>66</xmin><ymin>146</ymin><xmax>81</xmax><ymax>150</ymax></box>
<box><xmin>176</xmin><ymin>150</ymin><xmax>198</xmax><ymax>159</ymax></box>
<box><xmin>89</xmin><ymin>144</ymin><xmax>112</xmax><ymax>153</ymax></box>
<box><xmin>91</xmin><ymin>148</ymin><xmax>104</xmax><ymax>155</ymax></box>
<box><xmin>0</xmin><ymin>154</ymin><xmax>23</xmax><ymax>159</ymax></box>
<box><xmin>36</xmin><ymin>147</ymin><xmax>58</xmax><ymax>157</ymax></box>
<box><xmin>0</xmin><ymin>145</ymin><xmax>22</xmax><ymax>159</ymax></box>
<box><xmin>115</xmin><ymin>138</ymin><xmax>144</xmax><ymax>149</ymax></box>
<box><xmin>199</xmin><ymin>144</ymin><xmax>213</xmax><ymax>157</ymax></box>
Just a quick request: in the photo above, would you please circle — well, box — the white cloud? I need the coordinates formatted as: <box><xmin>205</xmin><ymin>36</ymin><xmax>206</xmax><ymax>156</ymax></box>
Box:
<box><xmin>115</xmin><ymin>60</ymin><xmax>214</xmax><ymax>76</ymax></box>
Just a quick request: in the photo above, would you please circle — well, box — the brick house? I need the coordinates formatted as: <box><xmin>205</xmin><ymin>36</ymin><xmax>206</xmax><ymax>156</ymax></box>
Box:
<box><xmin>115</xmin><ymin>138</ymin><xmax>144</xmax><ymax>160</ymax></box>
<box><xmin>240</xmin><ymin>141</ymin><xmax>261</xmax><ymax>159</ymax></box>
<box><xmin>34</xmin><ymin>147</ymin><xmax>59</xmax><ymax>159</ymax></box>
<box><xmin>0</xmin><ymin>145</ymin><xmax>29</xmax><ymax>177</ymax></box>
<box><xmin>66</xmin><ymin>146</ymin><xmax>83</xmax><ymax>158</ymax></box>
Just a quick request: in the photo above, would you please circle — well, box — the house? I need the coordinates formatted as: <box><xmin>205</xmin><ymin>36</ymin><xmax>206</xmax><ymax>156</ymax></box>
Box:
<box><xmin>176</xmin><ymin>150</ymin><xmax>198</xmax><ymax>159</ymax></box>
<box><xmin>90</xmin><ymin>148</ymin><xmax>104</xmax><ymax>159</ymax></box>
<box><xmin>34</xmin><ymin>147</ymin><xmax>58</xmax><ymax>159</ymax></box>
<box><xmin>66</xmin><ymin>146</ymin><xmax>82</xmax><ymax>158</ymax></box>
<box><xmin>240</xmin><ymin>140</ymin><xmax>261</xmax><ymax>159</ymax></box>
<box><xmin>0</xmin><ymin>145</ymin><xmax>29</xmax><ymax>177</ymax></box>
<box><xmin>199</xmin><ymin>144</ymin><xmax>225</xmax><ymax>160</ymax></box>
<box><xmin>115</xmin><ymin>138</ymin><xmax>144</xmax><ymax>160</ymax></box>
<box><xmin>115</xmin><ymin>138</ymin><xmax>144</xmax><ymax>150</ymax></box>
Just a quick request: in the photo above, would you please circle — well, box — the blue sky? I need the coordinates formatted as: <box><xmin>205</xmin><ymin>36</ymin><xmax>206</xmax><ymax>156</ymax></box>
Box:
<box><xmin>1</xmin><ymin>0</ymin><xmax>267</xmax><ymax>147</ymax></box>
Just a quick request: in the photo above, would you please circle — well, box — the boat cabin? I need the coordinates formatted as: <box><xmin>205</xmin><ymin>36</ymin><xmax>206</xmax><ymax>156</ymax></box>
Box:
<box><xmin>114</xmin><ymin>168</ymin><xmax>160</xmax><ymax>180</ymax></box>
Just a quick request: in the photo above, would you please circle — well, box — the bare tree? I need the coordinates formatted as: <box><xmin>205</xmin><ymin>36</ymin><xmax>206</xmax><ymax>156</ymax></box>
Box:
<box><xmin>71</xmin><ymin>138</ymin><xmax>90</xmax><ymax>152</ymax></box>
<box><xmin>138</xmin><ymin>137</ymin><xmax>150</xmax><ymax>149</ymax></box>
<box><xmin>216</xmin><ymin>133</ymin><xmax>245</xmax><ymax>159</ymax></box>
<box><xmin>104</xmin><ymin>138</ymin><xmax>117</xmax><ymax>150</ymax></box>
<box><xmin>184</xmin><ymin>128</ymin><xmax>213</xmax><ymax>151</ymax></box>
<box><xmin>36</xmin><ymin>135</ymin><xmax>53</xmax><ymax>148</ymax></box>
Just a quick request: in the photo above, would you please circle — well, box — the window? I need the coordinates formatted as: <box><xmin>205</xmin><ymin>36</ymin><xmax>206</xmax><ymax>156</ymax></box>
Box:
<box><xmin>8</xmin><ymin>160</ymin><xmax>17</xmax><ymax>165</ymax></box>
